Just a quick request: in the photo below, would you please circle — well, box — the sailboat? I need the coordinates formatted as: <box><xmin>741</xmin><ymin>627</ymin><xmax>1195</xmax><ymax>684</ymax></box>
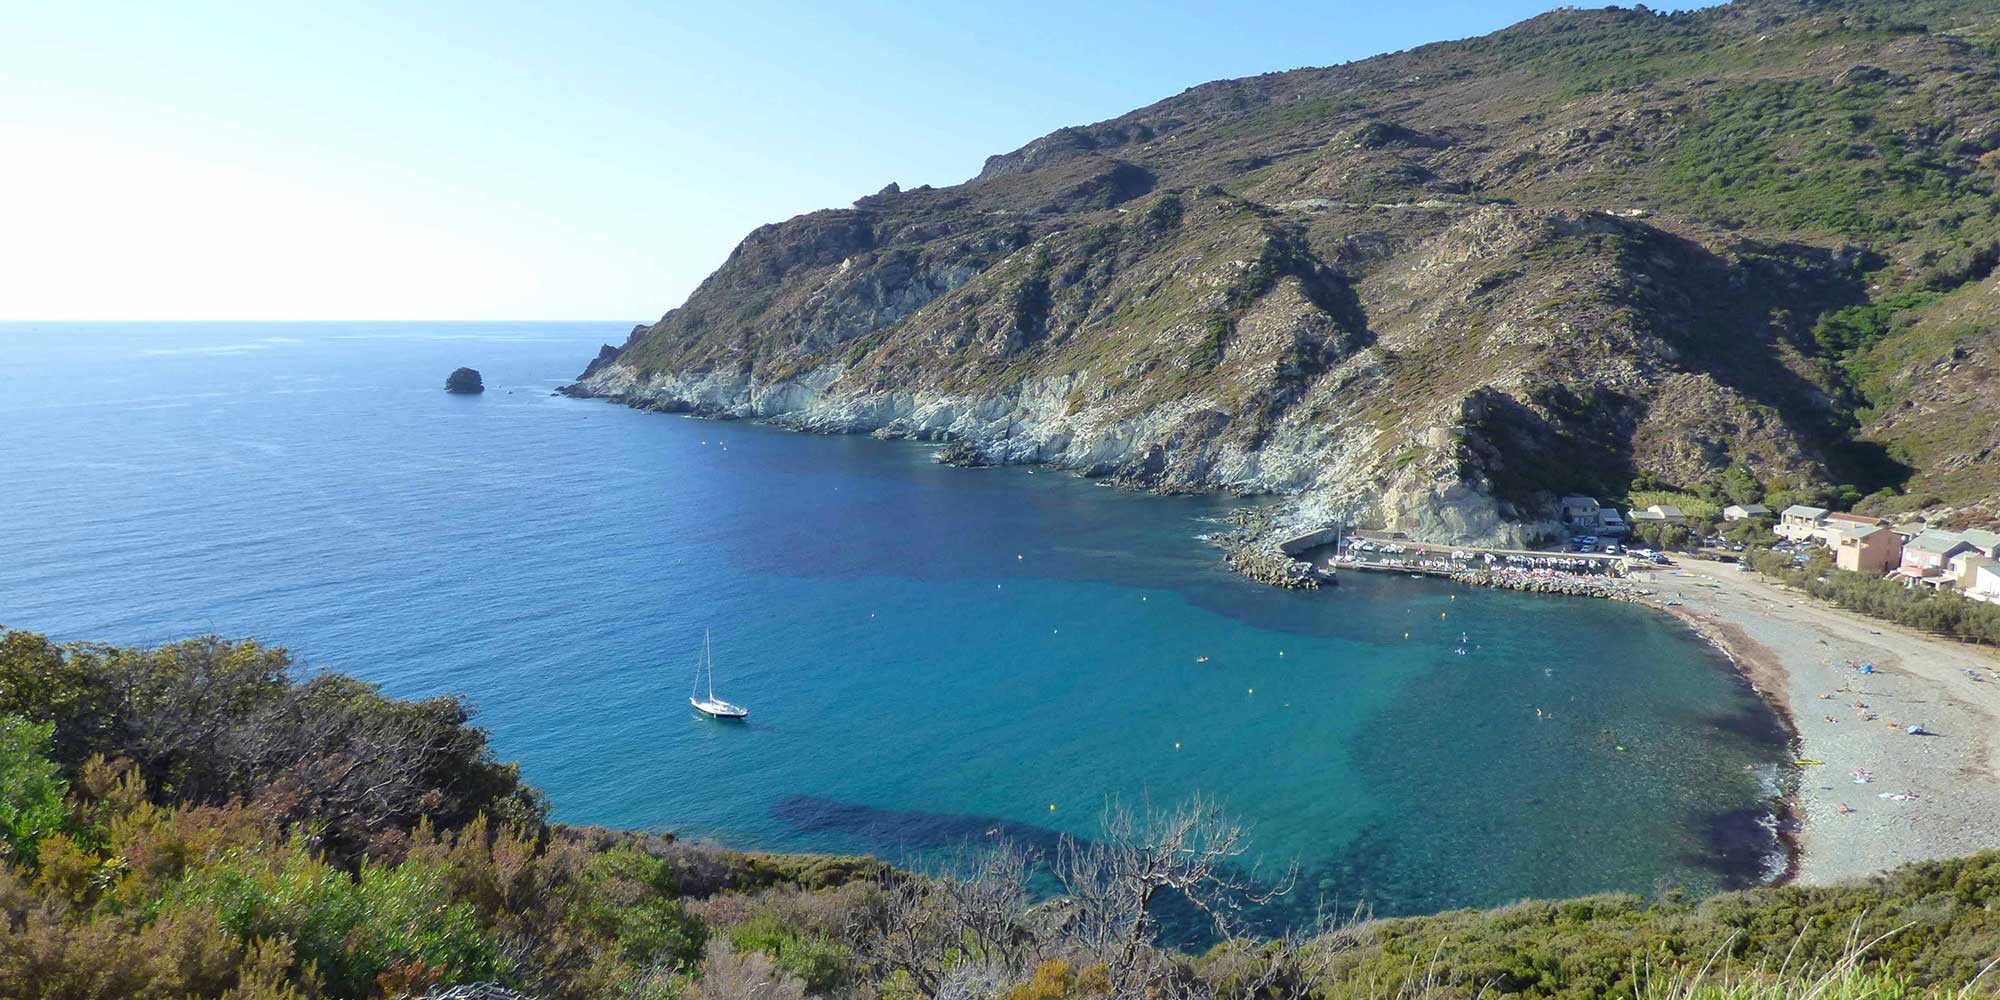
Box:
<box><xmin>689</xmin><ymin>629</ymin><xmax>749</xmax><ymax>719</ymax></box>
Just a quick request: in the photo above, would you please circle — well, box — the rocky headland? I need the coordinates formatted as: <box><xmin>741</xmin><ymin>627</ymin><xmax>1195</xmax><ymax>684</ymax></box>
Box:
<box><xmin>569</xmin><ymin>0</ymin><xmax>2000</xmax><ymax>547</ymax></box>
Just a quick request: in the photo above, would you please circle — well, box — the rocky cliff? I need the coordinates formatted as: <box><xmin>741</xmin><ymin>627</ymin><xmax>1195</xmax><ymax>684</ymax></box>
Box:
<box><xmin>572</xmin><ymin>0</ymin><xmax>2000</xmax><ymax>543</ymax></box>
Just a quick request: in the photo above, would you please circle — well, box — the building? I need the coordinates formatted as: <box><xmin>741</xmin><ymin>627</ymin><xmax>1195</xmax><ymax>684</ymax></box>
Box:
<box><xmin>1897</xmin><ymin>530</ymin><xmax>1978</xmax><ymax>585</ymax></box>
<box><xmin>1950</xmin><ymin>552</ymin><xmax>1998</xmax><ymax>589</ymax></box>
<box><xmin>1960</xmin><ymin>528</ymin><xmax>2000</xmax><ymax>558</ymax></box>
<box><xmin>1597</xmin><ymin>507</ymin><xmax>1629</xmax><ymax>537</ymax></box>
<box><xmin>1776</xmin><ymin>505</ymin><xmax>1829</xmax><ymax>543</ymax></box>
<box><xmin>1559</xmin><ymin>496</ymin><xmax>1602</xmax><ymax>534</ymax></box>
<box><xmin>1966</xmin><ymin>560</ymin><xmax>2000</xmax><ymax>605</ymax></box>
<box><xmin>1723</xmin><ymin>504</ymin><xmax>1772</xmax><ymax>521</ymax></box>
<box><xmin>1825</xmin><ymin>511</ymin><xmax>1889</xmax><ymax>532</ymax></box>
<box><xmin>1833</xmin><ymin>524</ymin><xmax>1902</xmax><ymax>575</ymax></box>
<box><xmin>1630</xmin><ymin>504</ymin><xmax>1685</xmax><ymax>524</ymax></box>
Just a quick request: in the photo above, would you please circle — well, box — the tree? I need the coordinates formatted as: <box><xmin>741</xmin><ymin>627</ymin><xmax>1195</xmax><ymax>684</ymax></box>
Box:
<box><xmin>1053</xmin><ymin>795</ymin><xmax>1296</xmax><ymax>991</ymax></box>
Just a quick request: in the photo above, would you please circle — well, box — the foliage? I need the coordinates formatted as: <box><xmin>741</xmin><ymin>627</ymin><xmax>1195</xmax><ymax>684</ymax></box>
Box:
<box><xmin>165</xmin><ymin>840</ymin><xmax>505</xmax><ymax>998</ymax></box>
<box><xmin>729</xmin><ymin>914</ymin><xmax>851</xmax><ymax>995</ymax></box>
<box><xmin>0</xmin><ymin>630</ymin><xmax>545</xmax><ymax>866</ymax></box>
<box><xmin>0</xmin><ymin>716</ymin><xmax>67</xmax><ymax>868</ymax></box>
<box><xmin>1630</xmin><ymin>521</ymin><xmax>1695</xmax><ymax>550</ymax></box>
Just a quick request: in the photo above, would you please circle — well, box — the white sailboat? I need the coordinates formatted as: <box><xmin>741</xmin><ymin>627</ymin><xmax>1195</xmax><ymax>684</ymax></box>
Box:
<box><xmin>690</xmin><ymin>629</ymin><xmax>749</xmax><ymax>719</ymax></box>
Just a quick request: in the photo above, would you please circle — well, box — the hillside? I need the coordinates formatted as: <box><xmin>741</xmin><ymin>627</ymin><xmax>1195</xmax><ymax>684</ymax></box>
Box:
<box><xmin>570</xmin><ymin>0</ymin><xmax>2000</xmax><ymax>544</ymax></box>
<box><xmin>4</xmin><ymin>627</ymin><xmax>1998</xmax><ymax>999</ymax></box>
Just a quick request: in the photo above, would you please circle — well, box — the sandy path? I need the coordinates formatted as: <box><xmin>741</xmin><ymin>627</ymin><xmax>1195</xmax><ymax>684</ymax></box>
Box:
<box><xmin>1631</xmin><ymin>560</ymin><xmax>2000</xmax><ymax>883</ymax></box>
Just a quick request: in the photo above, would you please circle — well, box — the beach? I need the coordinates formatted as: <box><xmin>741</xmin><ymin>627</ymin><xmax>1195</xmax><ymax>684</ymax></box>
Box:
<box><xmin>1636</xmin><ymin>559</ymin><xmax>2000</xmax><ymax>884</ymax></box>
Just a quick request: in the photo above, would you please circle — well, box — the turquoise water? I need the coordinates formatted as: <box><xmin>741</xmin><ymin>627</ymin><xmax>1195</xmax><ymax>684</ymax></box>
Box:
<box><xmin>0</xmin><ymin>322</ymin><xmax>1788</xmax><ymax>919</ymax></box>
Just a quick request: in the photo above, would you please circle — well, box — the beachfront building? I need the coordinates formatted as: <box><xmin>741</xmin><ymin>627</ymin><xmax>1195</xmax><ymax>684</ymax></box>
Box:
<box><xmin>1630</xmin><ymin>504</ymin><xmax>1685</xmax><ymax>525</ymax></box>
<box><xmin>1896</xmin><ymin>530</ymin><xmax>1978</xmax><ymax>586</ymax></box>
<box><xmin>1559</xmin><ymin>495</ymin><xmax>1602</xmax><ymax>535</ymax></box>
<box><xmin>1966</xmin><ymin>560</ymin><xmax>2000</xmax><ymax>605</ymax></box>
<box><xmin>1833</xmin><ymin>524</ymin><xmax>1902</xmax><ymax>575</ymax></box>
<box><xmin>1557</xmin><ymin>495</ymin><xmax>1630</xmax><ymax>537</ymax></box>
<box><xmin>1723</xmin><ymin>503</ymin><xmax>1772</xmax><ymax>521</ymax></box>
<box><xmin>1776</xmin><ymin>504</ymin><xmax>1829</xmax><ymax>543</ymax></box>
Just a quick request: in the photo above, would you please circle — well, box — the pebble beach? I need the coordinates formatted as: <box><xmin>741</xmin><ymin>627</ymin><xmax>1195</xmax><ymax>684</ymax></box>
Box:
<box><xmin>1641</xmin><ymin>560</ymin><xmax>2000</xmax><ymax>884</ymax></box>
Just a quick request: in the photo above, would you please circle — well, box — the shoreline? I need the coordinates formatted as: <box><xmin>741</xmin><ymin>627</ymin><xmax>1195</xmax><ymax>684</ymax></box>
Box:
<box><xmin>1632</xmin><ymin>561</ymin><xmax>2000</xmax><ymax>887</ymax></box>
<box><xmin>1650</xmin><ymin>592</ymin><xmax>1808</xmax><ymax>885</ymax></box>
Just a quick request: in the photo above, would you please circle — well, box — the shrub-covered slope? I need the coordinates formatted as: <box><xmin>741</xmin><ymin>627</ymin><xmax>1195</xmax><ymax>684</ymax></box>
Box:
<box><xmin>576</xmin><ymin>0</ymin><xmax>2000</xmax><ymax>543</ymax></box>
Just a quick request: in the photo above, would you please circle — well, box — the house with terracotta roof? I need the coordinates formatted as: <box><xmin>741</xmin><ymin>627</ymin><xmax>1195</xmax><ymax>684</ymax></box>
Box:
<box><xmin>1824</xmin><ymin>511</ymin><xmax>1889</xmax><ymax>531</ymax></box>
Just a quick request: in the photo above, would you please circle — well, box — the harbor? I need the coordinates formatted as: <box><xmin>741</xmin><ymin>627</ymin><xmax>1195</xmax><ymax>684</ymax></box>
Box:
<box><xmin>1299</xmin><ymin>530</ymin><xmax>1655</xmax><ymax>601</ymax></box>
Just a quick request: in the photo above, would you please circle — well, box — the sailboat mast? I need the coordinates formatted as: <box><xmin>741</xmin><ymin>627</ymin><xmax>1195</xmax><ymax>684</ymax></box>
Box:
<box><xmin>705</xmin><ymin>628</ymin><xmax>716</xmax><ymax>701</ymax></box>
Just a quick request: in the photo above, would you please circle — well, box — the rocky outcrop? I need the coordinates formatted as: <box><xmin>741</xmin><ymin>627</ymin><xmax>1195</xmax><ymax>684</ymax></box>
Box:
<box><xmin>576</xmin><ymin>344</ymin><xmax>623</xmax><ymax>381</ymax></box>
<box><xmin>445</xmin><ymin>368</ymin><xmax>484</xmax><ymax>394</ymax></box>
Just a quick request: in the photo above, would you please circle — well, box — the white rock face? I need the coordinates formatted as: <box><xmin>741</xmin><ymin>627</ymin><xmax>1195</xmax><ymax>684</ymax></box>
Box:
<box><xmin>578</xmin><ymin>362</ymin><xmax>1542</xmax><ymax>546</ymax></box>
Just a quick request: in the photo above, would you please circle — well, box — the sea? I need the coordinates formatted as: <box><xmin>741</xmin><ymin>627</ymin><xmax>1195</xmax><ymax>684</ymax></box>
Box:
<box><xmin>0</xmin><ymin>321</ymin><xmax>1790</xmax><ymax>923</ymax></box>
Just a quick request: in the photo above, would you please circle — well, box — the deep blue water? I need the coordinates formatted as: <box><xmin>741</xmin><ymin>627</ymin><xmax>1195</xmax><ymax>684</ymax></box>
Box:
<box><xmin>0</xmin><ymin>321</ymin><xmax>1788</xmax><ymax>919</ymax></box>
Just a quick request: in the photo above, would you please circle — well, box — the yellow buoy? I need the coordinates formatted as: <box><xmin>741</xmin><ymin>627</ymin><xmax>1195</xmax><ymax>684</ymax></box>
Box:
<box><xmin>1248</xmin><ymin>688</ymin><xmax>1254</xmax><ymax>695</ymax></box>
<box><xmin>1441</xmin><ymin>612</ymin><xmax>1447</xmax><ymax>619</ymax></box>
<box><xmin>1451</xmin><ymin>595</ymin><xmax>1456</xmax><ymax>600</ymax></box>
<box><xmin>1279</xmin><ymin>650</ymin><xmax>1285</xmax><ymax>657</ymax></box>
<box><xmin>1403</xmin><ymin>632</ymin><xmax>1410</xmax><ymax>639</ymax></box>
<box><xmin>1174</xmin><ymin>742</ymin><xmax>1181</xmax><ymax>750</ymax></box>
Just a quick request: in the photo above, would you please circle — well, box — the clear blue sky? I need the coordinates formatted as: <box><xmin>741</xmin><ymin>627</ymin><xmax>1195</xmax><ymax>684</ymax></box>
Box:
<box><xmin>2</xmin><ymin>1</ymin><xmax>1722</xmax><ymax>321</ymax></box>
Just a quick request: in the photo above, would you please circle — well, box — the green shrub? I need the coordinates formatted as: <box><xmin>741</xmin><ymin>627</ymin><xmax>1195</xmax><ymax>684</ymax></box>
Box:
<box><xmin>0</xmin><ymin>715</ymin><xmax>67</xmax><ymax>867</ymax></box>
<box><xmin>165</xmin><ymin>840</ymin><xmax>505</xmax><ymax>998</ymax></box>
<box><xmin>728</xmin><ymin>913</ymin><xmax>852</xmax><ymax>994</ymax></box>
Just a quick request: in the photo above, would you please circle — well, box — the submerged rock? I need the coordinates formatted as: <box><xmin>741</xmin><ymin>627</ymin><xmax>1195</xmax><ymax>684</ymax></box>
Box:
<box><xmin>445</xmin><ymin>367</ymin><xmax>485</xmax><ymax>394</ymax></box>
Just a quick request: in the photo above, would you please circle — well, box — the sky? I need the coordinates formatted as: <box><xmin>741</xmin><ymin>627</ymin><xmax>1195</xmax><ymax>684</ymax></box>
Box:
<box><xmin>2</xmin><ymin>1</ymin><xmax>1724</xmax><ymax>322</ymax></box>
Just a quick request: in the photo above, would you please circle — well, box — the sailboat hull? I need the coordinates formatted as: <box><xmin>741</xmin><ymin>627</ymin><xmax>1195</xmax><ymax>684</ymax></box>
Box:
<box><xmin>690</xmin><ymin>696</ymin><xmax>749</xmax><ymax>719</ymax></box>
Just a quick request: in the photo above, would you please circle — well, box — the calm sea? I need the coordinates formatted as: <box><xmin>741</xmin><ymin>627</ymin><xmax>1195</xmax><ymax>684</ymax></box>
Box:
<box><xmin>0</xmin><ymin>321</ymin><xmax>1788</xmax><ymax>920</ymax></box>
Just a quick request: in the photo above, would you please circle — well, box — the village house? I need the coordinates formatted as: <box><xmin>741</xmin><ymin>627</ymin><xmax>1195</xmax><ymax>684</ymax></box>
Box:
<box><xmin>1559</xmin><ymin>495</ymin><xmax>1602</xmax><ymax>532</ymax></box>
<box><xmin>1722</xmin><ymin>503</ymin><xmax>1772</xmax><ymax>521</ymax></box>
<box><xmin>1950</xmin><ymin>551</ymin><xmax>1998</xmax><ymax>590</ymax></box>
<box><xmin>1775</xmin><ymin>504</ymin><xmax>1829</xmax><ymax>543</ymax></box>
<box><xmin>1966</xmin><ymin>559</ymin><xmax>2000</xmax><ymax>605</ymax></box>
<box><xmin>1598</xmin><ymin>507</ymin><xmax>1628</xmax><ymax>537</ymax></box>
<box><xmin>1833</xmin><ymin>524</ymin><xmax>1902</xmax><ymax>575</ymax></box>
<box><xmin>1897</xmin><ymin>530</ymin><xmax>1979</xmax><ymax>585</ymax></box>
<box><xmin>1824</xmin><ymin>511</ymin><xmax>1889</xmax><ymax>532</ymax></box>
<box><xmin>1629</xmin><ymin>504</ymin><xmax>1685</xmax><ymax>525</ymax></box>
<box><xmin>1960</xmin><ymin>528</ymin><xmax>2000</xmax><ymax>557</ymax></box>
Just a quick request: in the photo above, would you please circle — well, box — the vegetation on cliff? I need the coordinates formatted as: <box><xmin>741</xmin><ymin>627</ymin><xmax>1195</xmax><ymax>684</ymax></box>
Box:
<box><xmin>587</xmin><ymin>0</ymin><xmax>2000</xmax><ymax>539</ymax></box>
<box><xmin>3</xmin><ymin>627</ymin><xmax>1999</xmax><ymax>999</ymax></box>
